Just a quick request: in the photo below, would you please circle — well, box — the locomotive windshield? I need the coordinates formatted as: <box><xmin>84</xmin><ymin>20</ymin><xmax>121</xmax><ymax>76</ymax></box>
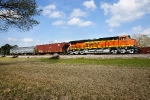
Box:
<box><xmin>120</xmin><ymin>37</ymin><xmax>126</xmax><ymax>40</ymax></box>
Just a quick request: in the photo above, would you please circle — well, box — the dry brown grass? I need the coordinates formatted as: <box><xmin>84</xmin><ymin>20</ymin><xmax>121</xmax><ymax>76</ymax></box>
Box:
<box><xmin>0</xmin><ymin>58</ymin><xmax>150</xmax><ymax>99</ymax></box>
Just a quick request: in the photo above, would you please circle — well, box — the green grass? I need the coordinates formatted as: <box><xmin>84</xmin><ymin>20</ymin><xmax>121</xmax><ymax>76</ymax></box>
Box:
<box><xmin>40</xmin><ymin>58</ymin><xmax>150</xmax><ymax>67</ymax></box>
<box><xmin>0</xmin><ymin>57</ymin><xmax>150</xmax><ymax>99</ymax></box>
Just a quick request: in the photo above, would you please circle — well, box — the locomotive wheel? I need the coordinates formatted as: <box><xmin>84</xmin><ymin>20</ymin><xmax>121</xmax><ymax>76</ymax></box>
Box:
<box><xmin>129</xmin><ymin>49</ymin><xmax>135</xmax><ymax>54</ymax></box>
<box><xmin>79</xmin><ymin>51</ymin><xmax>84</xmax><ymax>55</ymax></box>
<box><xmin>120</xmin><ymin>49</ymin><xmax>126</xmax><ymax>54</ymax></box>
<box><xmin>68</xmin><ymin>51</ymin><xmax>73</xmax><ymax>55</ymax></box>
<box><xmin>74</xmin><ymin>51</ymin><xmax>79</xmax><ymax>55</ymax></box>
<box><xmin>111</xmin><ymin>49</ymin><xmax>118</xmax><ymax>54</ymax></box>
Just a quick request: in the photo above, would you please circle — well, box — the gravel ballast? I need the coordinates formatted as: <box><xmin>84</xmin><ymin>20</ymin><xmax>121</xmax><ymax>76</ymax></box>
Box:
<box><xmin>6</xmin><ymin>54</ymin><xmax>150</xmax><ymax>59</ymax></box>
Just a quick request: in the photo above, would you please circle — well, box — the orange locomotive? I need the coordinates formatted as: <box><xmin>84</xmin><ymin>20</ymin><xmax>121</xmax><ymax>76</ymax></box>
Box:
<box><xmin>68</xmin><ymin>35</ymin><xmax>139</xmax><ymax>54</ymax></box>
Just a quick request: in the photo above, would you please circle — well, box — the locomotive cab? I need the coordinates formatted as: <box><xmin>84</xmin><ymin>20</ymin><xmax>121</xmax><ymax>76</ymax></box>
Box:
<box><xmin>126</xmin><ymin>35</ymin><xmax>138</xmax><ymax>46</ymax></box>
<box><xmin>119</xmin><ymin>36</ymin><xmax>126</xmax><ymax>40</ymax></box>
<box><xmin>119</xmin><ymin>35</ymin><xmax>137</xmax><ymax>47</ymax></box>
<box><xmin>118</xmin><ymin>35</ymin><xmax>139</xmax><ymax>53</ymax></box>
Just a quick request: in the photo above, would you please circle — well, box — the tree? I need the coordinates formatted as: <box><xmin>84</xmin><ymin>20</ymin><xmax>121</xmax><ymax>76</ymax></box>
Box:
<box><xmin>1</xmin><ymin>44</ymin><xmax>11</xmax><ymax>55</ymax></box>
<box><xmin>133</xmin><ymin>34</ymin><xmax>150</xmax><ymax>47</ymax></box>
<box><xmin>0</xmin><ymin>47</ymin><xmax>1</xmax><ymax>54</ymax></box>
<box><xmin>0</xmin><ymin>0</ymin><xmax>41</xmax><ymax>32</ymax></box>
<box><xmin>11</xmin><ymin>45</ymin><xmax>18</xmax><ymax>48</ymax></box>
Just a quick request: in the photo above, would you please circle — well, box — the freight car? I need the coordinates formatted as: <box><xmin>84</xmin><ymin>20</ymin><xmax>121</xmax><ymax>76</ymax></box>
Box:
<box><xmin>10</xmin><ymin>46</ymin><xmax>35</xmax><ymax>55</ymax></box>
<box><xmin>139</xmin><ymin>47</ymin><xmax>150</xmax><ymax>54</ymax></box>
<box><xmin>35</xmin><ymin>42</ymin><xmax>69</xmax><ymax>54</ymax></box>
<box><xmin>68</xmin><ymin>35</ymin><xmax>140</xmax><ymax>54</ymax></box>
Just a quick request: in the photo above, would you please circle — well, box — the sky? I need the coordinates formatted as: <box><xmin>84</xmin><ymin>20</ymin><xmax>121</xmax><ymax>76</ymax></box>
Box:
<box><xmin>0</xmin><ymin>0</ymin><xmax>150</xmax><ymax>47</ymax></box>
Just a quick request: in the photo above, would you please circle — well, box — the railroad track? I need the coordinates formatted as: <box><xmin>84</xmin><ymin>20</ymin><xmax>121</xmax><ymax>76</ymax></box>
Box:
<box><xmin>5</xmin><ymin>54</ymin><xmax>150</xmax><ymax>59</ymax></box>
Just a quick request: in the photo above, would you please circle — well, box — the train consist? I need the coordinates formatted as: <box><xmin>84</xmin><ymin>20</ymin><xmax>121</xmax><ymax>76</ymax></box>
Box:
<box><xmin>10</xmin><ymin>35</ymin><xmax>148</xmax><ymax>55</ymax></box>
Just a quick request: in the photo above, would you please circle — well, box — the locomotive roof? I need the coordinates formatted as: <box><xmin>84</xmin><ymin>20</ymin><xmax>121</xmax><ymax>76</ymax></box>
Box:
<box><xmin>11</xmin><ymin>46</ymin><xmax>35</xmax><ymax>49</ymax></box>
<box><xmin>69</xmin><ymin>36</ymin><xmax>119</xmax><ymax>44</ymax></box>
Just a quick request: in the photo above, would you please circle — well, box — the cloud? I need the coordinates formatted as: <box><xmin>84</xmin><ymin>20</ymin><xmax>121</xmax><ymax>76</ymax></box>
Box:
<box><xmin>42</xmin><ymin>4</ymin><xmax>56</xmax><ymax>16</ymax></box>
<box><xmin>132</xmin><ymin>25</ymin><xmax>142</xmax><ymax>33</ymax></box>
<box><xmin>42</xmin><ymin>4</ymin><xmax>65</xmax><ymax>18</ymax></box>
<box><xmin>67</xmin><ymin>17</ymin><xmax>93</xmax><ymax>27</ymax></box>
<box><xmin>49</xmin><ymin>11</ymin><xmax>65</xmax><ymax>18</ymax></box>
<box><xmin>21</xmin><ymin>38</ymin><xmax>33</xmax><ymax>43</ymax></box>
<box><xmin>100</xmin><ymin>3</ymin><xmax>110</xmax><ymax>15</ymax></box>
<box><xmin>83</xmin><ymin>0</ymin><xmax>97</xmax><ymax>10</ymax></box>
<box><xmin>132</xmin><ymin>26</ymin><xmax>150</xmax><ymax>35</ymax></box>
<box><xmin>101</xmin><ymin>0</ymin><xmax>150</xmax><ymax>27</ymax></box>
<box><xmin>7</xmin><ymin>37</ymin><xmax>17</xmax><ymax>41</ymax></box>
<box><xmin>52</xmin><ymin>20</ymin><xmax>65</xmax><ymax>26</ymax></box>
<box><xmin>70</xmin><ymin>9</ymin><xmax>87</xmax><ymax>18</ymax></box>
<box><xmin>143</xmin><ymin>28</ymin><xmax>150</xmax><ymax>35</ymax></box>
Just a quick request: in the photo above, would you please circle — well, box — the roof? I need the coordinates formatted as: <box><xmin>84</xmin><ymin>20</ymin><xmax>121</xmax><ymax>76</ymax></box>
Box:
<box><xmin>69</xmin><ymin>36</ymin><xmax>119</xmax><ymax>44</ymax></box>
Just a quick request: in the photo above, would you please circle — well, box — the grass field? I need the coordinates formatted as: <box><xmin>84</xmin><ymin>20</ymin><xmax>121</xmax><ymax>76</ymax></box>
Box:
<box><xmin>0</xmin><ymin>57</ymin><xmax>150</xmax><ymax>99</ymax></box>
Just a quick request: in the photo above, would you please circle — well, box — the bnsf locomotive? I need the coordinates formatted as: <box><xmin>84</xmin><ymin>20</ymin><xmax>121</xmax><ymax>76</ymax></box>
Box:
<box><xmin>10</xmin><ymin>35</ymin><xmax>141</xmax><ymax>55</ymax></box>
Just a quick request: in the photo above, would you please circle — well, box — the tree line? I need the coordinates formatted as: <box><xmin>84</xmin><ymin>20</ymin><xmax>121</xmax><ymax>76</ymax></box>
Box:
<box><xmin>133</xmin><ymin>34</ymin><xmax>150</xmax><ymax>47</ymax></box>
<box><xmin>0</xmin><ymin>44</ymin><xmax>18</xmax><ymax>55</ymax></box>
